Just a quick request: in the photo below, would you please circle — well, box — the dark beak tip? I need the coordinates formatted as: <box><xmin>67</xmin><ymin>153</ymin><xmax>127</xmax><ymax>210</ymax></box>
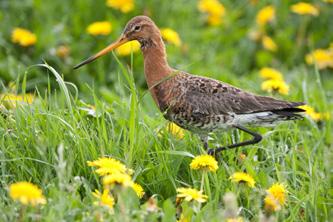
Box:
<box><xmin>73</xmin><ymin>64</ymin><xmax>80</xmax><ymax>70</ymax></box>
<box><xmin>73</xmin><ymin>62</ymin><xmax>84</xmax><ymax>70</ymax></box>
<box><xmin>73</xmin><ymin>56</ymin><xmax>95</xmax><ymax>70</ymax></box>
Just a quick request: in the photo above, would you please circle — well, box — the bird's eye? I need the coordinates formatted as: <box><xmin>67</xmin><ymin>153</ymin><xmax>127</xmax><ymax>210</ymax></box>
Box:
<box><xmin>134</xmin><ymin>25</ymin><xmax>141</xmax><ymax>31</ymax></box>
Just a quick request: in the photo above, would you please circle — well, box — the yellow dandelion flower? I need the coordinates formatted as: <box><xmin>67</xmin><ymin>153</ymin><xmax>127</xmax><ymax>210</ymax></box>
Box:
<box><xmin>86</xmin><ymin>21</ymin><xmax>112</xmax><ymax>36</ymax></box>
<box><xmin>305</xmin><ymin>49</ymin><xmax>333</xmax><ymax>70</ymax></box>
<box><xmin>264</xmin><ymin>194</ymin><xmax>281</xmax><ymax>212</ymax></box>
<box><xmin>106</xmin><ymin>0</ymin><xmax>134</xmax><ymax>13</ymax></box>
<box><xmin>132</xmin><ymin>183</ymin><xmax>145</xmax><ymax>199</ymax></box>
<box><xmin>176</xmin><ymin>187</ymin><xmax>208</xmax><ymax>203</ymax></box>
<box><xmin>267</xmin><ymin>183</ymin><xmax>287</xmax><ymax>206</ymax></box>
<box><xmin>198</xmin><ymin>0</ymin><xmax>225</xmax><ymax>17</ymax></box>
<box><xmin>167</xmin><ymin>122</ymin><xmax>185</xmax><ymax>139</ymax></box>
<box><xmin>207</xmin><ymin>14</ymin><xmax>223</xmax><ymax>26</ymax></box>
<box><xmin>103</xmin><ymin>172</ymin><xmax>133</xmax><ymax>187</ymax></box>
<box><xmin>1</xmin><ymin>93</ymin><xmax>34</xmax><ymax>104</ymax></box>
<box><xmin>87</xmin><ymin>157</ymin><xmax>130</xmax><ymax>176</ymax></box>
<box><xmin>256</xmin><ymin>5</ymin><xmax>275</xmax><ymax>26</ymax></box>
<box><xmin>161</xmin><ymin>28</ymin><xmax>182</xmax><ymax>47</ymax></box>
<box><xmin>291</xmin><ymin>2</ymin><xmax>319</xmax><ymax>16</ymax></box>
<box><xmin>56</xmin><ymin>45</ymin><xmax>70</xmax><ymax>59</ymax></box>
<box><xmin>190</xmin><ymin>154</ymin><xmax>218</xmax><ymax>172</ymax></box>
<box><xmin>226</xmin><ymin>217</ymin><xmax>244</xmax><ymax>222</ymax></box>
<box><xmin>261</xmin><ymin>79</ymin><xmax>289</xmax><ymax>95</ymax></box>
<box><xmin>116</xmin><ymin>40</ymin><xmax>141</xmax><ymax>56</ymax></box>
<box><xmin>262</xmin><ymin>35</ymin><xmax>277</xmax><ymax>52</ymax></box>
<box><xmin>9</xmin><ymin>182</ymin><xmax>46</xmax><ymax>206</ymax></box>
<box><xmin>259</xmin><ymin>67</ymin><xmax>284</xmax><ymax>81</ymax></box>
<box><xmin>198</xmin><ymin>0</ymin><xmax>225</xmax><ymax>26</ymax></box>
<box><xmin>299</xmin><ymin>105</ymin><xmax>321</xmax><ymax>121</ymax></box>
<box><xmin>298</xmin><ymin>105</ymin><xmax>330</xmax><ymax>121</ymax></box>
<box><xmin>323</xmin><ymin>0</ymin><xmax>333</xmax><ymax>3</ymax></box>
<box><xmin>93</xmin><ymin>189</ymin><xmax>115</xmax><ymax>209</ymax></box>
<box><xmin>229</xmin><ymin>172</ymin><xmax>255</xmax><ymax>188</ymax></box>
<box><xmin>11</xmin><ymin>28</ymin><xmax>37</xmax><ymax>47</ymax></box>
<box><xmin>1</xmin><ymin>93</ymin><xmax>35</xmax><ymax>109</ymax></box>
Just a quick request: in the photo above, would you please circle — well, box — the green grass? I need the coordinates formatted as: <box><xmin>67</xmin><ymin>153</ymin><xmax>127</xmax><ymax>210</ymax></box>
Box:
<box><xmin>0</xmin><ymin>0</ymin><xmax>332</xmax><ymax>221</ymax></box>
<box><xmin>0</xmin><ymin>61</ymin><xmax>331</xmax><ymax>221</ymax></box>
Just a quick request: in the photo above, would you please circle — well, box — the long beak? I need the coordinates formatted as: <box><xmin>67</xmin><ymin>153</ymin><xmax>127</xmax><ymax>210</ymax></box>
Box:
<box><xmin>74</xmin><ymin>35</ymin><xmax>129</xmax><ymax>69</ymax></box>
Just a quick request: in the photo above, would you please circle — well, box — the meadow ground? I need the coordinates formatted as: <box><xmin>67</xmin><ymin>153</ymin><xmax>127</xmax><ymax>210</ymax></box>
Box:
<box><xmin>0</xmin><ymin>0</ymin><xmax>332</xmax><ymax>221</ymax></box>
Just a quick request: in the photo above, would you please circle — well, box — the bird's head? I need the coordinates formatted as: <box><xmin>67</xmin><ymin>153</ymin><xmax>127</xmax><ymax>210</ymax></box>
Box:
<box><xmin>123</xmin><ymin>15</ymin><xmax>159</xmax><ymax>42</ymax></box>
<box><xmin>74</xmin><ymin>15</ymin><xmax>159</xmax><ymax>69</ymax></box>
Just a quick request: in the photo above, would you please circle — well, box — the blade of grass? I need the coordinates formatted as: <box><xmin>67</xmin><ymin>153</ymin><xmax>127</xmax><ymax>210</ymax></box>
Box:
<box><xmin>28</xmin><ymin>63</ymin><xmax>73</xmax><ymax>113</ymax></box>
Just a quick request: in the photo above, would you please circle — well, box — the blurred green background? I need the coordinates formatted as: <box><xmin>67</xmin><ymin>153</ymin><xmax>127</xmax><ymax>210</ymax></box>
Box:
<box><xmin>1</xmin><ymin>0</ymin><xmax>332</xmax><ymax>99</ymax></box>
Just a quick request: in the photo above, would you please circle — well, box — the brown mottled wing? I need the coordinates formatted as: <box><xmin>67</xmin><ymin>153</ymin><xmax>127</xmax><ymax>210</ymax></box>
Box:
<box><xmin>172</xmin><ymin>73</ymin><xmax>304</xmax><ymax>116</ymax></box>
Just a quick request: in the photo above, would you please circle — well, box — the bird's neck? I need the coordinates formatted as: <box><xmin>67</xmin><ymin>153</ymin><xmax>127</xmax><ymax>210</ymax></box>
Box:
<box><xmin>141</xmin><ymin>36</ymin><xmax>173</xmax><ymax>90</ymax></box>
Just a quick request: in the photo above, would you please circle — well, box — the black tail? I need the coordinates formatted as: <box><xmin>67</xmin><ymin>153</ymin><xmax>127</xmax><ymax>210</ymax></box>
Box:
<box><xmin>272</xmin><ymin>103</ymin><xmax>306</xmax><ymax>120</ymax></box>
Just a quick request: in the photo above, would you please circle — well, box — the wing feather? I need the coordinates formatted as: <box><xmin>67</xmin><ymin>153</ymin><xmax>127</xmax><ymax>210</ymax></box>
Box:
<box><xmin>173</xmin><ymin>73</ymin><xmax>304</xmax><ymax>116</ymax></box>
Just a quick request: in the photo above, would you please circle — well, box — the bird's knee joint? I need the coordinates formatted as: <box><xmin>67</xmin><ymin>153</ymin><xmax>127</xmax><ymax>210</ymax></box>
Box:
<box><xmin>254</xmin><ymin>134</ymin><xmax>262</xmax><ymax>143</ymax></box>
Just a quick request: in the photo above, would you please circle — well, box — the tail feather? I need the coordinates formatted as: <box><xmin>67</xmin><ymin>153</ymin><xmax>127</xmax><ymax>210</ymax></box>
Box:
<box><xmin>271</xmin><ymin>103</ymin><xmax>306</xmax><ymax>120</ymax></box>
<box><xmin>235</xmin><ymin>103</ymin><xmax>305</xmax><ymax>127</ymax></box>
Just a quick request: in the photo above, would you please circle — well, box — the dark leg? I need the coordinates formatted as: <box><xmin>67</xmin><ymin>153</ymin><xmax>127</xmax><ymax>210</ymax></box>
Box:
<box><xmin>203</xmin><ymin>141</ymin><xmax>208</xmax><ymax>150</ymax></box>
<box><xmin>199</xmin><ymin>135</ymin><xmax>209</xmax><ymax>150</ymax></box>
<box><xmin>207</xmin><ymin>125</ymin><xmax>262</xmax><ymax>156</ymax></box>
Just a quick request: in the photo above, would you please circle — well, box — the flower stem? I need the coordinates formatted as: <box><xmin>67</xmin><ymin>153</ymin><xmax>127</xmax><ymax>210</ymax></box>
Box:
<box><xmin>204</xmin><ymin>172</ymin><xmax>212</xmax><ymax>198</ymax></box>
<box><xmin>197</xmin><ymin>172</ymin><xmax>206</xmax><ymax>211</ymax></box>
<box><xmin>18</xmin><ymin>205</ymin><xmax>26</xmax><ymax>222</ymax></box>
<box><xmin>200</xmin><ymin>172</ymin><xmax>205</xmax><ymax>192</ymax></box>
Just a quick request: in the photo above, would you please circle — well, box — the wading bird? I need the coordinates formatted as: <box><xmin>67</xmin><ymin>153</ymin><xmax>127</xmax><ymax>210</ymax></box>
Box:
<box><xmin>74</xmin><ymin>16</ymin><xmax>304</xmax><ymax>155</ymax></box>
